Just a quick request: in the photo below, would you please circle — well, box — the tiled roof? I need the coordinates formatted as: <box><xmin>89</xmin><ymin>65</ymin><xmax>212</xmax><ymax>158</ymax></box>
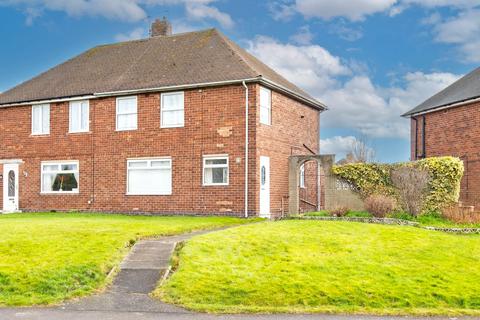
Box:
<box><xmin>403</xmin><ymin>67</ymin><xmax>480</xmax><ymax>116</ymax></box>
<box><xmin>0</xmin><ymin>29</ymin><xmax>324</xmax><ymax>109</ymax></box>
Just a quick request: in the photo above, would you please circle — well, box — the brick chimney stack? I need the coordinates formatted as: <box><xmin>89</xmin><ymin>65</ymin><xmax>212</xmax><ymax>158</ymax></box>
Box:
<box><xmin>150</xmin><ymin>17</ymin><xmax>172</xmax><ymax>37</ymax></box>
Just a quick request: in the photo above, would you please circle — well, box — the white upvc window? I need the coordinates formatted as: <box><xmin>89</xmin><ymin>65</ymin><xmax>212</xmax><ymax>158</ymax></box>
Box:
<box><xmin>41</xmin><ymin>161</ymin><xmax>79</xmax><ymax>194</ymax></box>
<box><xmin>32</xmin><ymin>104</ymin><xmax>50</xmax><ymax>135</ymax></box>
<box><xmin>260</xmin><ymin>87</ymin><xmax>272</xmax><ymax>125</ymax></box>
<box><xmin>299</xmin><ymin>163</ymin><xmax>305</xmax><ymax>188</ymax></box>
<box><xmin>127</xmin><ymin>158</ymin><xmax>172</xmax><ymax>195</ymax></box>
<box><xmin>116</xmin><ymin>96</ymin><xmax>137</xmax><ymax>131</ymax></box>
<box><xmin>69</xmin><ymin>100</ymin><xmax>89</xmax><ymax>133</ymax></box>
<box><xmin>161</xmin><ymin>91</ymin><xmax>184</xmax><ymax>128</ymax></box>
<box><xmin>203</xmin><ymin>155</ymin><xmax>229</xmax><ymax>186</ymax></box>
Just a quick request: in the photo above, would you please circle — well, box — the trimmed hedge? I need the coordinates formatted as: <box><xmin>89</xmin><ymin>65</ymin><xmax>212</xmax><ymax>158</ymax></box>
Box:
<box><xmin>332</xmin><ymin>157</ymin><xmax>464</xmax><ymax>214</ymax></box>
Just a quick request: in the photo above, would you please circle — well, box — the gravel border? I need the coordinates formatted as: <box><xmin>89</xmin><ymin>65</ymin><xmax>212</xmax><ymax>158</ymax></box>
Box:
<box><xmin>287</xmin><ymin>216</ymin><xmax>480</xmax><ymax>234</ymax></box>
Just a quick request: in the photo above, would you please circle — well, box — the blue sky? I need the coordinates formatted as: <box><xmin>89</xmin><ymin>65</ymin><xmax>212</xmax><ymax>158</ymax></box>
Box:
<box><xmin>0</xmin><ymin>0</ymin><xmax>479</xmax><ymax>162</ymax></box>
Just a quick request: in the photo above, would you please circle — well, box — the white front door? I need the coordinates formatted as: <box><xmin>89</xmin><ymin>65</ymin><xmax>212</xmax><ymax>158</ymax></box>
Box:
<box><xmin>259</xmin><ymin>156</ymin><xmax>270</xmax><ymax>218</ymax></box>
<box><xmin>3</xmin><ymin>164</ymin><xmax>19</xmax><ymax>213</ymax></box>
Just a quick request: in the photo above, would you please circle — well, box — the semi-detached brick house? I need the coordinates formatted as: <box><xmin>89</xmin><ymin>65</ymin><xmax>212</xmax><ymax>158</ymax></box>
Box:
<box><xmin>403</xmin><ymin>67</ymin><xmax>480</xmax><ymax>208</ymax></box>
<box><xmin>0</xmin><ymin>19</ymin><xmax>325</xmax><ymax>218</ymax></box>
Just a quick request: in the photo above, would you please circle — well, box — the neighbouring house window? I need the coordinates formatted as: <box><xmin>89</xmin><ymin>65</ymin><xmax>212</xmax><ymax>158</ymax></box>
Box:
<box><xmin>116</xmin><ymin>96</ymin><xmax>137</xmax><ymax>131</ymax></box>
<box><xmin>260</xmin><ymin>87</ymin><xmax>271</xmax><ymax>125</ymax></box>
<box><xmin>127</xmin><ymin>158</ymin><xmax>172</xmax><ymax>195</ymax></box>
<box><xmin>69</xmin><ymin>100</ymin><xmax>89</xmax><ymax>133</ymax></box>
<box><xmin>203</xmin><ymin>155</ymin><xmax>229</xmax><ymax>186</ymax></box>
<box><xmin>161</xmin><ymin>91</ymin><xmax>184</xmax><ymax>128</ymax></box>
<box><xmin>41</xmin><ymin>161</ymin><xmax>79</xmax><ymax>193</ymax></box>
<box><xmin>299</xmin><ymin>164</ymin><xmax>305</xmax><ymax>188</ymax></box>
<box><xmin>32</xmin><ymin>104</ymin><xmax>50</xmax><ymax>135</ymax></box>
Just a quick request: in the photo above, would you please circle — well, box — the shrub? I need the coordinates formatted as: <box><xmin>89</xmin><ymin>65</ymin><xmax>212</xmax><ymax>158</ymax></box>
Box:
<box><xmin>442</xmin><ymin>205</ymin><xmax>480</xmax><ymax>224</ymax></box>
<box><xmin>388</xmin><ymin>211</ymin><xmax>415</xmax><ymax>221</ymax></box>
<box><xmin>329</xmin><ymin>206</ymin><xmax>350</xmax><ymax>217</ymax></box>
<box><xmin>364</xmin><ymin>195</ymin><xmax>397</xmax><ymax>218</ymax></box>
<box><xmin>391</xmin><ymin>166</ymin><xmax>429</xmax><ymax>216</ymax></box>
<box><xmin>332</xmin><ymin>156</ymin><xmax>464</xmax><ymax>215</ymax></box>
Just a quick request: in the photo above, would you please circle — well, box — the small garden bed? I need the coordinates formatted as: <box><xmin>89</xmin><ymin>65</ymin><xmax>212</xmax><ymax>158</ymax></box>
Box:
<box><xmin>295</xmin><ymin>211</ymin><xmax>480</xmax><ymax>233</ymax></box>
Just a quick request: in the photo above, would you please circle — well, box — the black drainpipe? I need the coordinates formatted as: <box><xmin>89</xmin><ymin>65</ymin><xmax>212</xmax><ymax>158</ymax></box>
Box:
<box><xmin>413</xmin><ymin>117</ymin><xmax>418</xmax><ymax>160</ymax></box>
<box><xmin>422</xmin><ymin>115</ymin><xmax>426</xmax><ymax>158</ymax></box>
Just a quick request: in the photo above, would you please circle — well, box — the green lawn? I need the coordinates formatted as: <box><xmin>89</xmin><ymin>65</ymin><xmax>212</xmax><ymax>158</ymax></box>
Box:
<box><xmin>0</xmin><ymin>212</ymin><xmax>253</xmax><ymax>306</ymax></box>
<box><xmin>156</xmin><ymin>220</ymin><xmax>480</xmax><ymax>315</ymax></box>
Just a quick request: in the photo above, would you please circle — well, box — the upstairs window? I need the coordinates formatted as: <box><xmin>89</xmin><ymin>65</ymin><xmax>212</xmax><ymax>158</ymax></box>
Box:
<box><xmin>299</xmin><ymin>164</ymin><xmax>305</xmax><ymax>188</ymax></box>
<box><xmin>127</xmin><ymin>158</ymin><xmax>172</xmax><ymax>195</ymax></box>
<box><xmin>69</xmin><ymin>100</ymin><xmax>89</xmax><ymax>133</ymax></box>
<box><xmin>116</xmin><ymin>96</ymin><xmax>137</xmax><ymax>131</ymax></box>
<box><xmin>203</xmin><ymin>155</ymin><xmax>229</xmax><ymax>186</ymax></box>
<box><xmin>32</xmin><ymin>104</ymin><xmax>50</xmax><ymax>135</ymax></box>
<box><xmin>41</xmin><ymin>161</ymin><xmax>79</xmax><ymax>193</ymax></box>
<box><xmin>161</xmin><ymin>92</ymin><xmax>184</xmax><ymax>128</ymax></box>
<box><xmin>260</xmin><ymin>87</ymin><xmax>272</xmax><ymax>125</ymax></box>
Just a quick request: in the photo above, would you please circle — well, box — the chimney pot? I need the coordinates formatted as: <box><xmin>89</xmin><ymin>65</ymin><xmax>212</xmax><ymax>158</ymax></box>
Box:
<box><xmin>150</xmin><ymin>17</ymin><xmax>172</xmax><ymax>37</ymax></box>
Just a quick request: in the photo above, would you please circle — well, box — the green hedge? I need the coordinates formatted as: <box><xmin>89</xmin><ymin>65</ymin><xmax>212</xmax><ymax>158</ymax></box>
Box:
<box><xmin>332</xmin><ymin>157</ymin><xmax>464</xmax><ymax>214</ymax></box>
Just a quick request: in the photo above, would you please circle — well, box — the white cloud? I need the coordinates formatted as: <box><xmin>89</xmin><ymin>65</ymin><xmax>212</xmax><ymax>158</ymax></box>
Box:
<box><xmin>268</xmin><ymin>1</ymin><xmax>296</xmax><ymax>21</ymax></box>
<box><xmin>320</xmin><ymin>136</ymin><xmax>358</xmax><ymax>155</ymax></box>
<box><xmin>328</xmin><ymin>21</ymin><xmax>363</xmax><ymax>41</ymax></box>
<box><xmin>247</xmin><ymin>36</ymin><xmax>350</xmax><ymax>94</ymax></box>
<box><xmin>185</xmin><ymin>1</ymin><xmax>234</xmax><ymax>28</ymax></box>
<box><xmin>0</xmin><ymin>0</ymin><xmax>234</xmax><ymax>28</ymax></box>
<box><xmin>295</xmin><ymin>0</ymin><xmax>398</xmax><ymax>21</ymax></box>
<box><xmin>114</xmin><ymin>27</ymin><xmax>146</xmax><ymax>42</ymax></box>
<box><xmin>289</xmin><ymin>25</ymin><xmax>313</xmax><ymax>45</ymax></box>
<box><xmin>320</xmin><ymin>136</ymin><xmax>376</xmax><ymax>161</ymax></box>
<box><xmin>430</xmin><ymin>9</ymin><xmax>480</xmax><ymax>62</ymax></box>
<box><xmin>247</xmin><ymin>36</ymin><xmax>460</xmax><ymax>139</ymax></box>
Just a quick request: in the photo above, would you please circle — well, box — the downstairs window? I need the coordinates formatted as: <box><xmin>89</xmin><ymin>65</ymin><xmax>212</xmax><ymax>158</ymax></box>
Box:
<box><xmin>127</xmin><ymin>158</ymin><xmax>172</xmax><ymax>195</ymax></box>
<box><xmin>41</xmin><ymin>161</ymin><xmax>79</xmax><ymax>193</ymax></box>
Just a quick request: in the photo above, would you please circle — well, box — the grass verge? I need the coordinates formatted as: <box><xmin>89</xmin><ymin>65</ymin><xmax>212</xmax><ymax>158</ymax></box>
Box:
<box><xmin>0</xmin><ymin>212</ymin><xmax>255</xmax><ymax>306</ymax></box>
<box><xmin>156</xmin><ymin>220</ymin><xmax>480</xmax><ymax>315</ymax></box>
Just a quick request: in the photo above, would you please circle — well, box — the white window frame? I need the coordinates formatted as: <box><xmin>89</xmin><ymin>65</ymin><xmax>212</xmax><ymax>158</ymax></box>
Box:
<box><xmin>299</xmin><ymin>163</ymin><xmax>305</xmax><ymax>188</ymax></box>
<box><xmin>126</xmin><ymin>157</ymin><xmax>172</xmax><ymax>195</ymax></box>
<box><xmin>116</xmin><ymin>96</ymin><xmax>138</xmax><ymax>131</ymax></box>
<box><xmin>161</xmin><ymin>91</ymin><xmax>185</xmax><ymax>128</ymax></box>
<box><xmin>40</xmin><ymin>160</ymin><xmax>80</xmax><ymax>194</ymax></box>
<box><xmin>32</xmin><ymin>104</ymin><xmax>50</xmax><ymax>135</ymax></box>
<box><xmin>203</xmin><ymin>155</ymin><xmax>229</xmax><ymax>186</ymax></box>
<box><xmin>260</xmin><ymin>86</ymin><xmax>272</xmax><ymax>125</ymax></box>
<box><xmin>69</xmin><ymin>100</ymin><xmax>90</xmax><ymax>133</ymax></box>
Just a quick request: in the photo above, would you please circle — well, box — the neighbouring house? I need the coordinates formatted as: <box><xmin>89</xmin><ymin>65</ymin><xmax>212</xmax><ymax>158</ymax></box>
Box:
<box><xmin>0</xmin><ymin>19</ymin><xmax>325</xmax><ymax>218</ymax></box>
<box><xmin>403</xmin><ymin>67</ymin><xmax>480</xmax><ymax>208</ymax></box>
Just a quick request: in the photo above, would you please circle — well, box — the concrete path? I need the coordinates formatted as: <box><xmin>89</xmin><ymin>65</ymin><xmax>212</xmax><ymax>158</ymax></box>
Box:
<box><xmin>60</xmin><ymin>229</ymin><xmax>221</xmax><ymax>314</ymax></box>
<box><xmin>0</xmin><ymin>227</ymin><xmax>476</xmax><ymax>320</ymax></box>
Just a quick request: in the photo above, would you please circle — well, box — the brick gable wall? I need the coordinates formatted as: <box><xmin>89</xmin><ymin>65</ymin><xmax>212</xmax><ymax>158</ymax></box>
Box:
<box><xmin>411</xmin><ymin>101</ymin><xmax>480</xmax><ymax>207</ymax></box>
<box><xmin>255</xmin><ymin>88</ymin><xmax>320</xmax><ymax>218</ymax></box>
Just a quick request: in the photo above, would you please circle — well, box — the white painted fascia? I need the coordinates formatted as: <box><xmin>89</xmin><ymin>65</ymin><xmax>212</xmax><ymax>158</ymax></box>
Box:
<box><xmin>0</xmin><ymin>77</ymin><xmax>327</xmax><ymax>111</ymax></box>
<box><xmin>405</xmin><ymin>96</ymin><xmax>480</xmax><ymax>117</ymax></box>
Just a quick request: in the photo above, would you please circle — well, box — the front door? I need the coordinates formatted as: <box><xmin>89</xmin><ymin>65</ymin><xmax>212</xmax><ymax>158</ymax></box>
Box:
<box><xmin>259</xmin><ymin>156</ymin><xmax>270</xmax><ymax>218</ymax></box>
<box><xmin>3</xmin><ymin>164</ymin><xmax>19</xmax><ymax>213</ymax></box>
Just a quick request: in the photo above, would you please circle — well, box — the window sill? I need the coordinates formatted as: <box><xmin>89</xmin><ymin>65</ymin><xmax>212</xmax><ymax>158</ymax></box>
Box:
<box><xmin>161</xmin><ymin>124</ymin><xmax>184</xmax><ymax>129</ymax></box>
<box><xmin>203</xmin><ymin>184</ymin><xmax>229</xmax><ymax>187</ymax></box>
<box><xmin>126</xmin><ymin>193</ymin><xmax>172</xmax><ymax>196</ymax></box>
<box><xmin>68</xmin><ymin>131</ymin><xmax>91</xmax><ymax>135</ymax></box>
<box><xmin>116</xmin><ymin>128</ymin><xmax>138</xmax><ymax>132</ymax></box>
<box><xmin>31</xmin><ymin>133</ymin><xmax>50</xmax><ymax>137</ymax></box>
<box><xmin>40</xmin><ymin>192</ymin><xmax>79</xmax><ymax>195</ymax></box>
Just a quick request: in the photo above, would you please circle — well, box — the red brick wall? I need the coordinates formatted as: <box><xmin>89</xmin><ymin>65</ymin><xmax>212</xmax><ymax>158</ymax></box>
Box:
<box><xmin>0</xmin><ymin>85</ymin><xmax>259</xmax><ymax>215</ymax></box>
<box><xmin>0</xmin><ymin>83</ymin><xmax>320</xmax><ymax>216</ymax></box>
<box><xmin>411</xmin><ymin>102</ymin><xmax>480</xmax><ymax>207</ymax></box>
<box><xmin>255</xmin><ymin>86</ymin><xmax>320</xmax><ymax>217</ymax></box>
